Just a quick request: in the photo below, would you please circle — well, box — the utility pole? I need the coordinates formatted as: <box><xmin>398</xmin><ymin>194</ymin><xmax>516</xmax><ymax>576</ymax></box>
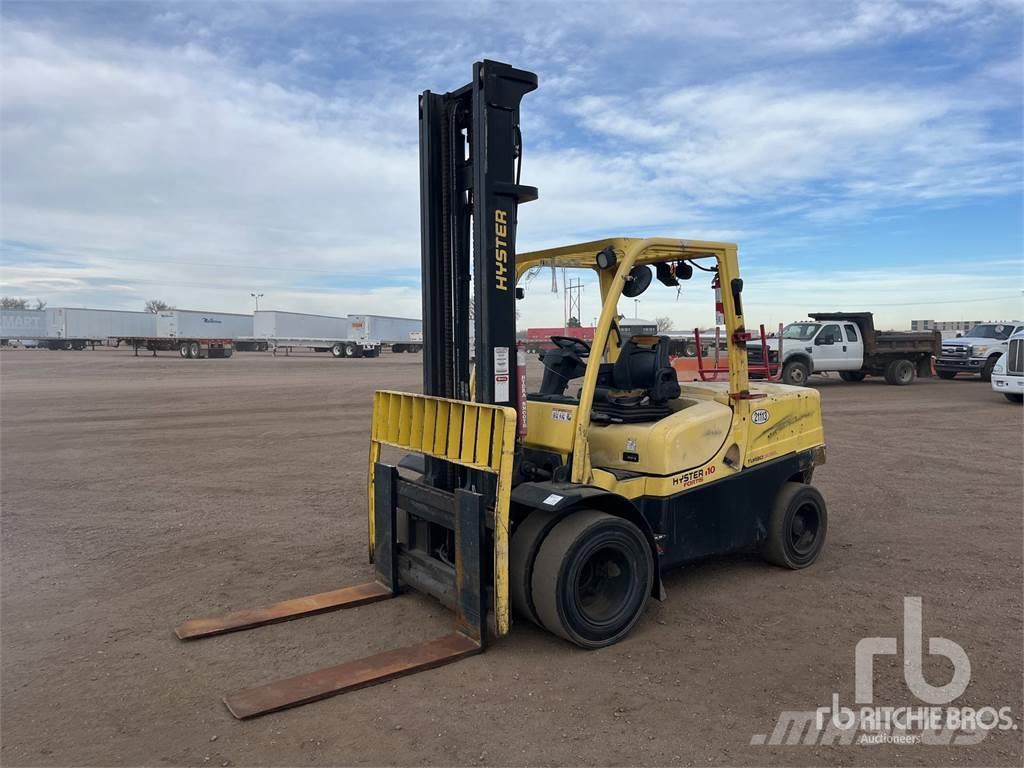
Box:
<box><xmin>564</xmin><ymin>277</ymin><xmax>583</xmax><ymax>333</ymax></box>
<box><xmin>250</xmin><ymin>292</ymin><xmax>264</xmax><ymax>311</ymax></box>
<box><xmin>634</xmin><ymin>298</ymin><xmax>639</xmax><ymax>319</ymax></box>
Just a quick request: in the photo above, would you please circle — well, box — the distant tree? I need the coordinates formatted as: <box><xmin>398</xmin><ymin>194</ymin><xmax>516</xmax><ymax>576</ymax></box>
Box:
<box><xmin>566</xmin><ymin>316</ymin><xmax>582</xmax><ymax>328</ymax></box>
<box><xmin>33</xmin><ymin>298</ymin><xmax>46</xmax><ymax>310</ymax></box>
<box><xmin>145</xmin><ymin>299</ymin><xmax>172</xmax><ymax>313</ymax></box>
<box><xmin>1</xmin><ymin>297</ymin><xmax>30</xmax><ymax>309</ymax></box>
<box><xmin>656</xmin><ymin>316</ymin><xmax>675</xmax><ymax>332</ymax></box>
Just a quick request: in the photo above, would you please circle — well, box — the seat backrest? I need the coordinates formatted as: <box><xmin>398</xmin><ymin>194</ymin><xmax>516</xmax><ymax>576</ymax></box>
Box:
<box><xmin>613</xmin><ymin>336</ymin><xmax>662</xmax><ymax>389</ymax></box>
<box><xmin>613</xmin><ymin>335</ymin><xmax>681</xmax><ymax>403</ymax></box>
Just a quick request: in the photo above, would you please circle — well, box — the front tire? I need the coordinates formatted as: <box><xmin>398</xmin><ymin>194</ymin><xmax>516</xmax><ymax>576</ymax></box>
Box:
<box><xmin>531</xmin><ymin>511</ymin><xmax>653</xmax><ymax>649</ymax></box>
<box><xmin>1005</xmin><ymin>393</ymin><xmax>1023</xmax><ymax>404</ymax></box>
<box><xmin>839</xmin><ymin>371</ymin><xmax>866</xmax><ymax>382</ymax></box>
<box><xmin>510</xmin><ymin>511</ymin><xmax>562</xmax><ymax>626</ymax></box>
<box><xmin>980</xmin><ymin>356</ymin><xmax>998</xmax><ymax>382</ymax></box>
<box><xmin>762</xmin><ymin>482</ymin><xmax>828</xmax><ymax>569</ymax></box>
<box><xmin>782</xmin><ymin>359</ymin><xmax>810</xmax><ymax>386</ymax></box>
<box><xmin>884</xmin><ymin>358</ymin><xmax>915</xmax><ymax>385</ymax></box>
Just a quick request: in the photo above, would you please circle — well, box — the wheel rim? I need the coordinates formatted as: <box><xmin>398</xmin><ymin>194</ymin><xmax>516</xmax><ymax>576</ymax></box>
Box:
<box><xmin>790</xmin><ymin>366</ymin><xmax>806</xmax><ymax>384</ymax></box>
<box><xmin>898</xmin><ymin>362</ymin><xmax>913</xmax><ymax>382</ymax></box>
<box><xmin>573</xmin><ymin>546</ymin><xmax>634</xmax><ymax>626</ymax></box>
<box><xmin>789</xmin><ymin>502</ymin><xmax>821</xmax><ymax>557</ymax></box>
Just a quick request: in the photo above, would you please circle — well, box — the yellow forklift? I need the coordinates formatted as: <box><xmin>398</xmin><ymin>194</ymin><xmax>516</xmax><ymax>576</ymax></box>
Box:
<box><xmin>176</xmin><ymin>60</ymin><xmax>828</xmax><ymax>718</ymax></box>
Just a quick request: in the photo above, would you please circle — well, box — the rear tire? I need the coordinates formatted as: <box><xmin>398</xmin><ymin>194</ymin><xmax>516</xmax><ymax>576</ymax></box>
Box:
<box><xmin>937</xmin><ymin>370</ymin><xmax>957</xmax><ymax>380</ymax></box>
<box><xmin>839</xmin><ymin>371</ymin><xmax>866</xmax><ymax>382</ymax></box>
<box><xmin>344</xmin><ymin>343</ymin><xmax>358</xmax><ymax>358</ymax></box>
<box><xmin>1005</xmin><ymin>393</ymin><xmax>1023</xmax><ymax>404</ymax></box>
<box><xmin>884</xmin><ymin>358</ymin><xmax>915</xmax><ymax>385</ymax></box>
<box><xmin>782</xmin><ymin>359</ymin><xmax>810</xmax><ymax>386</ymax></box>
<box><xmin>762</xmin><ymin>482</ymin><xmax>828</xmax><ymax>569</ymax></box>
<box><xmin>531</xmin><ymin>511</ymin><xmax>653</xmax><ymax>649</ymax></box>
<box><xmin>179</xmin><ymin>342</ymin><xmax>190</xmax><ymax>358</ymax></box>
<box><xmin>222</xmin><ymin>347</ymin><xmax>233</xmax><ymax>358</ymax></box>
<box><xmin>331</xmin><ymin>344</ymin><xmax>343</xmax><ymax>358</ymax></box>
<box><xmin>188</xmin><ymin>341</ymin><xmax>201</xmax><ymax>359</ymax></box>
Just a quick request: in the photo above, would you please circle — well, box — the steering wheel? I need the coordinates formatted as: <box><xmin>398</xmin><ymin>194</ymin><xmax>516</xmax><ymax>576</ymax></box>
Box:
<box><xmin>549</xmin><ymin>335</ymin><xmax>592</xmax><ymax>358</ymax></box>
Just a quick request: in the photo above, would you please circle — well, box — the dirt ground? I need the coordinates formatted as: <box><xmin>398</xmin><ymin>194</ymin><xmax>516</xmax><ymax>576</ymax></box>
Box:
<box><xmin>1</xmin><ymin>348</ymin><xmax>1021</xmax><ymax>767</ymax></box>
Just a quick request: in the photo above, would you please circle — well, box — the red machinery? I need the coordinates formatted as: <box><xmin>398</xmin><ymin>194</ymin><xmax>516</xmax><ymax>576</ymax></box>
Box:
<box><xmin>693</xmin><ymin>324</ymin><xmax>784</xmax><ymax>382</ymax></box>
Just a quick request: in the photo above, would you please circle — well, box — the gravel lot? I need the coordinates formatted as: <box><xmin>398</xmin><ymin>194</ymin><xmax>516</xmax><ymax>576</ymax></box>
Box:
<box><xmin>1</xmin><ymin>348</ymin><xmax>1021</xmax><ymax>766</ymax></box>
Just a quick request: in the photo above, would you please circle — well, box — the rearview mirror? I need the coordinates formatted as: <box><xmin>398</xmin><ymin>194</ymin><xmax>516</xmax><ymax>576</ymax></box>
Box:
<box><xmin>622</xmin><ymin>265</ymin><xmax>652</xmax><ymax>298</ymax></box>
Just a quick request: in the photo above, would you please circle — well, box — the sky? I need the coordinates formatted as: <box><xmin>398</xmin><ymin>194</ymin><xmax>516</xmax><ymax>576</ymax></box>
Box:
<box><xmin>1</xmin><ymin>0</ymin><xmax>1022</xmax><ymax>331</ymax></box>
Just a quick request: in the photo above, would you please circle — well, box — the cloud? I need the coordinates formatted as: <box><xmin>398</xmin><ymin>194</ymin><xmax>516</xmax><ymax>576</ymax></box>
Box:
<box><xmin>0</xmin><ymin>1</ymin><xmax>1020</xmax><ymax>324</ymax></box>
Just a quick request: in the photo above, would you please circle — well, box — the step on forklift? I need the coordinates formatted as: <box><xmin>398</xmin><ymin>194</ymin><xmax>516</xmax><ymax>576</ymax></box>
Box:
<box><xmin>175</xmin><ymin>60</ymin><xmax>829</xmax><ymax>718</ymax></box>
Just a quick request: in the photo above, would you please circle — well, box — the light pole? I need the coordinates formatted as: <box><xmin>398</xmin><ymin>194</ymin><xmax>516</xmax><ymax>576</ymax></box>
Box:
<box><xmin>250</xmin><ymin>292</ymin><xmax>264</xmax><ymax>311</ymax></box>
<box><xmin>633</xmin><ymin>299</ymin><xmax>639</xmax><ymax>319</ymax></box>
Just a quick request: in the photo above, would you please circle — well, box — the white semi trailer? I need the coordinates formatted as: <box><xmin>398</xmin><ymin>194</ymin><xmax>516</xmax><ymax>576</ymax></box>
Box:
<box><xmin>1</xmin><ymin>308</ymin><xmax>156</xmax><ymax>349</ymax></box>
<box><xmin>118</xmin><ymin>310</ymin><xmax>253</xmax><ymax>359</ymax></box>
<box><xmin>348</xmin><ymin>314</ymin><xmax>423</xmax><ymax>353</ymax></box>
<box><xmin>243</xmin><ymin>310</ymin><xmax>380</xmax><ymax>358</ymax></box>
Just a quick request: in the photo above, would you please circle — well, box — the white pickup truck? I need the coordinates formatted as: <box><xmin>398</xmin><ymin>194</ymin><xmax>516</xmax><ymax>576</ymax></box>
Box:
<box><xmin>756</xmin><ymin>312</ymin><xmax>941</xmax><ymax>387</ymax></box>
<box><xmin>990</xmin><ymin>329</ymin><xmax>1023</xmax><ymax>403</ymax></box>
<box><xmin>935</xmin><ymin>322</ymin><xmax>1024</xmax><ymax>381</ymax></box>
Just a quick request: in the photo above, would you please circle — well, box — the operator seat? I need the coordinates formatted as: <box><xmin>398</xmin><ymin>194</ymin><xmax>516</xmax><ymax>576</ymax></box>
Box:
<box><xmin>591</xmin><ymin>335</ymin><xmax>681</xmax><ymax>423</ymax></box>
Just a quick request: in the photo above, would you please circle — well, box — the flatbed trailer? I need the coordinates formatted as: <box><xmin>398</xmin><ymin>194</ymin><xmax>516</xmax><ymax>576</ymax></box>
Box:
<box><xmin>242</xmin><ymin>337</ymin><xmax>381</xmax><ymax>358</ymax></box>
<box><xmin>119</xmin><ymin>337</ymin><xmax>236</xmax><ymax>359</ymax></box>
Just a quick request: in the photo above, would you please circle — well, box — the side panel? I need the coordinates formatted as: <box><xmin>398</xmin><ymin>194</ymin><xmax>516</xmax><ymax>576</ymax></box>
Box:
<box><xmin>641</xmin><ymin>451</ymin><xmax>814</xmax><ymax>569</ymax></box>
<box><xmin>254</xmin><ymin>311</ymin><xmax>350</xmax><ymax>339</ymax></box>
<box><xmin>162</xmin><ymin>311</ymin><xmax>253</xmax><ymax>339</ymax></box>
<box><xmin>63</xmin><ymin>309</ymin><xmax>156</xmax><ymax>339</ymax></box>
<box><xmin>0</xmin><ymin>310</ymin><xmax>46</xmax><ymax>338</ymax></box>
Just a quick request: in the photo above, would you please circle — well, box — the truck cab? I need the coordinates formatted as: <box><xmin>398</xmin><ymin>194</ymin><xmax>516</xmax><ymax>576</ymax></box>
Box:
<box><xmin>780</xmin><ymin>320</ymin><xmax>865</xmax><ymax>378</ymax></box>
<box><xmin>936</xmin><ymin>322</ymin><xmax>1024</xmax><ymax>381</ymax></box>
<box><xmin>990</xmin><ymin>329</ymin><xmax>1024</xmax><ymax>403</ymax></box>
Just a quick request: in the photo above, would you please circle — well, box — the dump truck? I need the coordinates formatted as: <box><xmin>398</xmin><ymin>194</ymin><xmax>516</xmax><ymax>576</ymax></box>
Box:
<box><xmin>175</xmin><ymin>60</ymin><xmax>829</xmax><ymax>719</ymax></box>
<box><xmin>769</xmin><ymin>312</ymin><xmax>941</xmax><ymax>386</ymax></box>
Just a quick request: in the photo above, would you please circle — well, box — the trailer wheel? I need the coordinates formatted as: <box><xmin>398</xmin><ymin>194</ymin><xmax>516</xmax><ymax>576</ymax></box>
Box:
<box><xmin>510</xmin><ymin>511</ymin><xmax>563</xmax><ymax>626</ymax></box>
<box><xmin>531</xmin><ymin>510</ymin><xmax>652</xmax><ymax>649</ymax></box>
<box><xmin>781</xmin><ymin>359</ymin><xmax>809</xmax><ymax>386</ymax></box>
<box><xmin>1004</xmin><ymin>393</ymin><xmax>1023</xmax><ymax>404</ymax></box>
<box><xmin>179</xmin><ymin>342</ymin><xmax>190</xmax><ymax>358</ymax></box>
<box><xmin>222</xmin><ymin>347</ymin><xmax>233</xmax><ymax>358</ymax></box>
<box><xmin>344</xmin><ymin>343</ymin><xmax>358</xmax><ymax>358</ymax></box>
<box><xmin>762</xmin><ymin>482</ymin><xmax>828</xmax><ymax>569</ymax></box>
<box><xmin>329</xmin><ymin>344</ymin><xmax>343</xmax><ymax>358</ymax></box>
<box><xmin>839</xmin><ymin>371</ymin><xmax>866</xmax><ymax>382</ymax></box>
<box><xmin>884</xmin><ymin>358</ymin><xmax>915</xmax><ymax>385</ymax></box>
<box><xmin>937</xmin><ymin>370</ymin><xmax>957</xmax><ymax>380</ymax></box>
<box><xmin>188</xmin><ymin>341</ymin><xmax>201</xmax><ymax>359</ymax></box>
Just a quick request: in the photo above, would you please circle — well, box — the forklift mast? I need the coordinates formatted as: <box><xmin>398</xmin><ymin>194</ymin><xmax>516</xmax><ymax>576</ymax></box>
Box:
<box><xmin>419</xmin><ymin>61</ymin><xmax>538</xmax><ymax>416</ymax></box>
